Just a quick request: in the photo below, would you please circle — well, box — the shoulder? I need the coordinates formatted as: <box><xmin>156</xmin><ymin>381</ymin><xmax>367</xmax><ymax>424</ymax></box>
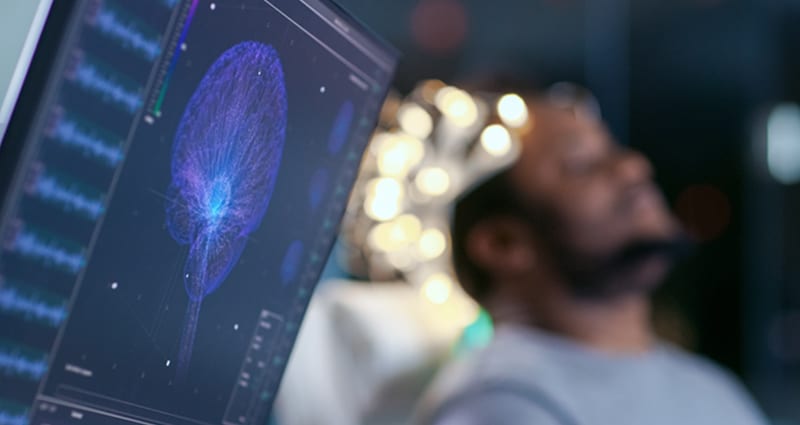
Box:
<box><xmin>416</xmin><ymin>329</ymin><xmax>571</xmax><ymax>425</ymax></box>
<box><xmin>426</xmin><ymin>391</ymin><xmax>566</xmax><ymax>425</ymax></box>
<box><xmin>657</xmin><ymin>343</ymin><xmax>745</xmax><ymax>389</ymax></box>
<box><xmin>656</xmin><ymin>344</ymin><xmax>768</xmax><ymax>423</ymax></box>
<box><xmin>421</xmin><ymin>327</ymin><xmax>554</xmax><ymax>404</ymax></box>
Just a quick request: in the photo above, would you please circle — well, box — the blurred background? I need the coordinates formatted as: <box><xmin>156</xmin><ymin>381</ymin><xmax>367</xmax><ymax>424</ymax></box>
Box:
<box><xmin>2</xmin><ymin>0</ymin><xmax>799</xmax><ymax>423</ymax></box>
<box><xmin>279</xmin><ymin>0</ymin><xmax>800</xmax><ymax>423</ymax></box>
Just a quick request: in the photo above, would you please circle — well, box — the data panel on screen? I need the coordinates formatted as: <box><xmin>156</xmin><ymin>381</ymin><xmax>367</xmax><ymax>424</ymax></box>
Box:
<box><xmin>0</xmin><ymin>1</ymin><xmax>395</xmax><ymax>425</ymax></box>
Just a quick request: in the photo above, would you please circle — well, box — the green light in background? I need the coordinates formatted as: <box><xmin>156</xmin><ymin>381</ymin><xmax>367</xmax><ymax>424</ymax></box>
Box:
<box><xmin>454</xmin><ymin>309</ymin><xmax>494</xmax><ymax>355</ymax></box>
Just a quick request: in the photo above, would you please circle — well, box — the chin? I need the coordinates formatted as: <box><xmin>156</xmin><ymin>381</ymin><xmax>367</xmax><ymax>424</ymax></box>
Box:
<box><xmin>623</xmin><ymin>255</ymin><xmax>673</xmax><ymax>293</ymax></box>
<box><xmin>576</xmin><ymin>256</ymin><xmax>671</xmax><ymax>301</ymax></box>
<box><xmin>569</xmin><ymin>247</ymin><xmax>677</xmax><ymax>301</ymax></box>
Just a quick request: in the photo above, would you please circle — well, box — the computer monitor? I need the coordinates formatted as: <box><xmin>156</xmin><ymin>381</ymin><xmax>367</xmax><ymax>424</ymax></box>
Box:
<box><xmin>0</xmin><ymin>1</ymin><xmax>397</xmax><ymax>425</ymax></box>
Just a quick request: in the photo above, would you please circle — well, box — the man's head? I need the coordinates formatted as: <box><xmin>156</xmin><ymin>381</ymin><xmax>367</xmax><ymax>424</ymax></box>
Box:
<box><xmin>452</xmin><ymin>97</ymin><xmax>684</xmax><ymax>308</ymax></box>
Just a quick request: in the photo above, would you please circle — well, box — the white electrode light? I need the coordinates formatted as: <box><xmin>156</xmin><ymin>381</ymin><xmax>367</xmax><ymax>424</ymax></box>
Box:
<box><xmin>480</xmin><ymin>124</ymin><xmax>513</xmax><ymax>157</ymax></box>
<box><xmin>415</xmin><ymin>167</ymin><xmax>451</xmax><ymax>197</ymax></box>
<box><xmin>422</xmin><ymin>273</ymin><xmax>453</xmax><ymax>305</ymax></box>
<box><xmin>435</xmin><ymin>86</ymin><xmax>478</xmax><ymax>127</ymax></box>
<box><xmin>364</xmin><ymin>177</ymin><xmax>404</xmax><ymax>221</ymax></box>
<box><xmin>497</xmin><ymin>93</ymin><xmax>528</xmax><ymax>128</ymax></box>
<box><xmin>418</xmin><ymin>228</ymin><xmax>447</xmax><ymax>260</ymax></box>
<box><xmin>376</xmin><ymin>134</ymin><xmax>425</xmax><ymax>177</ymax></box>
<box><xmin>397</xmin><ymin>103</ymin><xmax>434</xmax><ymax>139</ymax></box>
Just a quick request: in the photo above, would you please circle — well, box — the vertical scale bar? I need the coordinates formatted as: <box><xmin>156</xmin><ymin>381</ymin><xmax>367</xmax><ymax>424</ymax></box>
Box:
<box><xmin>223</xmin><ymin>310</ymin><xmax>284</xmax><ymax>425</ymax></box>
<box><xmin>150</xmin><ymin>0</ymin><xmax>199</xmax><ymax>117</ymax></box>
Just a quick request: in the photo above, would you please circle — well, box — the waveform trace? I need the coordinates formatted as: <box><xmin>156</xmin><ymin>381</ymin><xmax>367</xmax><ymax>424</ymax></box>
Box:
<box><xmin>0</xmin><ymin>282</ymin><xmax>67</xmax><ymax>327</ymax></box>
<box><xmin>90</xmin><ymin>6</ymin><xmax>161</xmax><ymax>61</ymax></box>
<box><xmin>49</xmin><ymin>112</ymin><xmax>123</xmax><ymax>167</ymax></box>
<box><xmin>10</xmin><ymin>229</ymin><xmax>85</xmax><ymax>274</ymax></box>
<box><xmin>0</xmin><ymin>347</ymin><xmax>47</xmax><ymax>381</ymax></box>
<box><xmin>0</xmin><ymin>411</ymin><xmax>27</xmax><ymax>425</ymax></box>
<box><xmin>69</xmin><ymin>55</ymin><xmax>142</xmax><ymax>113</ymax></box>
<box><xmin>28</xmin><ymin>172</ymin><xmax>105</xmax><ymax>220</ymax></box>
<box><xmin>0</xmin><ymin>400</ymin><xmax>26</xmax><ymax>425</ymax></box>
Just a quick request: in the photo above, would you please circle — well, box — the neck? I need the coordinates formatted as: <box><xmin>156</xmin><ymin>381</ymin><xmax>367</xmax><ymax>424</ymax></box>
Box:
<box><xmin>489</xmin><ymin>283</ymin><xmax>655</xmax><ymax>354</ymax></box>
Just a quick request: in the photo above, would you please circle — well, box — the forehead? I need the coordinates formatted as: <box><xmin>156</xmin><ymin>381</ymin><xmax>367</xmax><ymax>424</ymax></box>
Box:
<box><xmin>507</xmin><ymin>101</ymin><xmax>612</xmax><ymax>190</ymax></box>
<box><xmin>521</xmin><ymin>101</ymin><xmax>609</xmax><ymax>155</ymax></box>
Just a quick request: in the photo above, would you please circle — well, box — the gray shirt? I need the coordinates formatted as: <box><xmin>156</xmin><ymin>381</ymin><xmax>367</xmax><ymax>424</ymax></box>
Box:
<box><xmin>417</xmin><ymin>325</ymin><xmax>768</xmax><ymax>425</ymax></box>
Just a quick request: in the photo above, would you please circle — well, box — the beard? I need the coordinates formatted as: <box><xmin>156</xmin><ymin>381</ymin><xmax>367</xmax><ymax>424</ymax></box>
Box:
<box><xmin>549</xmin><ymin>236</ymin><xmax>693</xmax><ymax>299</ymax></box>
<box><xmin>518</xmin><ymin>196</ymin><xmax>692</xmax><ymax>300</ymax></box>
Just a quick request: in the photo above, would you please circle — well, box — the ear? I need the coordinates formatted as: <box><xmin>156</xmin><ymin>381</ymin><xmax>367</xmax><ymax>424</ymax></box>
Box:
<box><xmin>465</xmin><ymin>216</ymin><xmax>537</xmax><ymax>279</ymax></box>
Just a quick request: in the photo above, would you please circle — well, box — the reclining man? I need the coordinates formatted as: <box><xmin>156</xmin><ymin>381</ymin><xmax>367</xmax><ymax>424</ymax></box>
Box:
<box><xmin>417</xmin><ymin>92</ymin><xmax>767</xmax><ymax>425</ymax></box>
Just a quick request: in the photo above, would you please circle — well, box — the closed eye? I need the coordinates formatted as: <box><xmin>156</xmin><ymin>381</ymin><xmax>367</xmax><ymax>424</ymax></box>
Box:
<box><xmin>562</xmin><ymin>155</ymin><xmax>604</xmax><ymax>176</ymax></box>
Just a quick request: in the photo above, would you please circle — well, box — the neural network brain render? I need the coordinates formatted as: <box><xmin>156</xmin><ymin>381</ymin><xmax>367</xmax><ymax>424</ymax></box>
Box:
<box><xmin>165</xmin><ymin>41</ymin><xmax>287</xmax><ymax>377</ymax></box>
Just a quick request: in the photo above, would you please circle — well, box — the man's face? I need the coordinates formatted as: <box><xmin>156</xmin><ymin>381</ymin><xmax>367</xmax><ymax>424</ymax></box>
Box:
<box><xmin>508</xmin><ymin>103</ymin><xmax>681</xmax><ymax>294</ymax></box>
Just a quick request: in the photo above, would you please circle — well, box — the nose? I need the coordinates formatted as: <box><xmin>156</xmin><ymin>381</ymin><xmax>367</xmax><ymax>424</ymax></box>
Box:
<box><xmin>612</xmin><ymin>148</ymin><xmax>653</xmax><ymax>185</ymax></box>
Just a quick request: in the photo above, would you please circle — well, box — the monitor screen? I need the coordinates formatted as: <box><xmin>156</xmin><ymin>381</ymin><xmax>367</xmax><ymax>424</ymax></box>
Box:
<box><xmin>0</xmin><ymin>1</ymin><xmax>397</xmax><ymax>425</ymax></box>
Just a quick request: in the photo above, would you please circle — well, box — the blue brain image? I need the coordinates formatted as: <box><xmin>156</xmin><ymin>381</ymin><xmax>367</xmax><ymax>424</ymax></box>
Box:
<box><xmin>309</xmin><ymin>168</ymin><xmax>329</xmax><ymax>211</ymax></box>
<box><xmin>165</xmin><ymin>41</ymin><xmax>287</xmax><ymax>377</ymax></box>
<box><xmin>328</xmin><ymin>100</ymin><xmax>354</xmax><ymax>154</ymax></box>
<box><xmin>280</xmin><ymin>240</ymin><xmax>304</xmax><ymax>286</ymax></box>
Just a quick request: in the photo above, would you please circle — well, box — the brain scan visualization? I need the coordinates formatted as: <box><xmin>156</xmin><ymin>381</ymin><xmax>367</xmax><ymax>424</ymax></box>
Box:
<box><xmin>165</xmin><ymin>41</ymin><xmax>288</xmax><ymax>377</ymax></box>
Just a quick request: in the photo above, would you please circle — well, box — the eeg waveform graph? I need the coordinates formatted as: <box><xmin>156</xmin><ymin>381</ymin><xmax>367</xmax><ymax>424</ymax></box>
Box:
<box><xmin>88</xmin><ymin>3</ymin><xmax>162</xmax><ymax>61</ymax></box>
<box><xmin>165</xmin><ymin>41</ymin><xmax>287</xmax><ymax>378</ymax></box>
<box><xmin>68</xmin><ymin>54</ymin><xmax>142</xmax><ymax>114</ymax></box>
<box><xmin>0</xmin><ymin>411</ymin><xmax>26</xmax><ymax>425</ymax></box>
<box><xmin>48</xmin><ymin>112</ymin><xmax>124</xmax><ymax>167</ymax></box>
<box><xmin>0</xmin><ymin>281</ymin><xmax>67</xmax><ymax>327</ymax></box>
<box><xmin>0</xmin><ymin>400</ymin><xmax>27</xmax><ymax>425</ymax></box>
<box><xmin>0</xmin><ymin>0</ymin><xmax>186</xmax><ymax>418</ymax></box>
<box><xmin>7</xmin><ymin>226</ymin><xmax>85</xmax><ymax>274</ymax></box>
<box><xmin>29</xmin><ymin>172</ymin><xmax>105</xmax><ymax>221</ymax></box>
<box><xmin>0</xmin><ymin>340</ymin><xmax>47</xmax><ymax>381</ymax></box>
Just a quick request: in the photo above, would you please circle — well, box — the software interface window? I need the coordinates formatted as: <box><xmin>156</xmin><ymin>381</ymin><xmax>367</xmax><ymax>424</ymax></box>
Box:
<box><xmin>0</xmin><ymin>1</ymin><xmax>395</xmax><ymax>425</ymax></box>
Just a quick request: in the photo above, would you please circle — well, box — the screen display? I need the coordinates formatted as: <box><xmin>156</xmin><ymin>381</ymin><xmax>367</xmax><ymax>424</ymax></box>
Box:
<box><xmin>0</xmin><ymin>1</ymin><xmax>396</xmax><ymax>425</ymax></box>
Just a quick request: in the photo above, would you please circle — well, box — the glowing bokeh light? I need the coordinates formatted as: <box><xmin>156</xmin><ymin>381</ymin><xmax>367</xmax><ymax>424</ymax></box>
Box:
<box><xmin>376</xmin><ymin>134</ymin><xmax>425</xmax><ymax>177</ymax></box>
<box><xmin>480</xmin><ymin>124</ymin><xmax>512</xmax><ymax>157</ymax></box>
<box><xmin>418</xmin><ymin>228</ymin><xmax>447</xmax><ymax>259</ymax></box>
<box><xmin>435</xmin><ymin>86</ymin><xmax>478</xmax><ymax>127</ymax></box>
<box><xmin>368</xmin><ymin>214</ymin><xmax>422</xmax><ymax>252</ymax></box>
<box><xmin>767</xmin><ymin>103</ymin><xmax>800</xmax><ymax>185</ymax></box>
<box><xmin>368</xmin><ymin>222</ymin><xmax>397</xmax><ymax>252</ymax></box>
<box><xmin>366</xmin><ymin>177</ymin><xmax>403</xmax><ymax>200</ymax></box>
<box><xmin>364</xmin><ymin>177</ymin><xmax>404</xmax><ymax>221</ymax></box>
<box><xmin>397</xmin><ymin>103</ymin><xmax>434</xmax><ymax>140</ymax></box>
<box><xmin>422</xmin><ymin>273</ymin><xmax>453</xmax><ymax>305</ymax></box>
<box><xmin>497</xmin><ymin>94</ymin><xmax>528</xmax><ymax>128</ymax></box>
<box><xmin>395</xmin><ymin>214</ymin><xmax>423</xmax><ymax>242</ymax></box>
<box><xmin>415</xmin><ymin>166</ymin><xmax>451</xmax><ymax>196</ymax></box>
<box><xmin>364</xmin><ymin>197</ymin><xmax>401</xmax><ymax>222</ymax></box>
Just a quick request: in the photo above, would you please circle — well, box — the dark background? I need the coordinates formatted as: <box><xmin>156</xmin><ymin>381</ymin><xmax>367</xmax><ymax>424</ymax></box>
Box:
<box><xmin>332</xmin><ymin>0</ymin><xmax>800</xmax><ymax>420</ymax></box>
